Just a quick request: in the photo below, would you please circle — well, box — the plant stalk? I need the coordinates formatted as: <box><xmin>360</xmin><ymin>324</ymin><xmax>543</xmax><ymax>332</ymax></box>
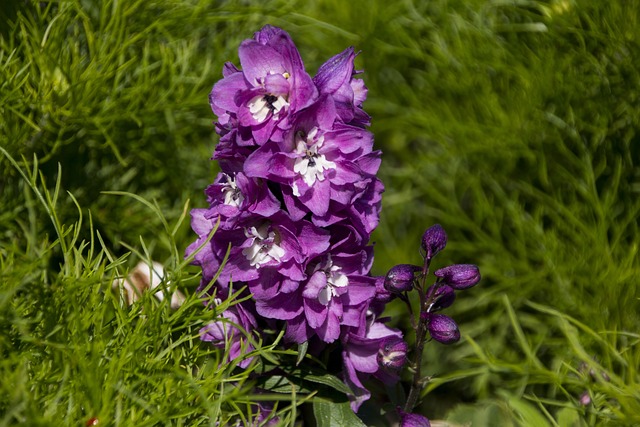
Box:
<box><xmin>403</xmin><ymin>256</ymin><xmax>440</xmax><ymax>412</ymax></box>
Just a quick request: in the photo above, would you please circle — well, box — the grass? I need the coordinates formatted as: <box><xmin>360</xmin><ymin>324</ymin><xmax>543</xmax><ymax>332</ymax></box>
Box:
<box><xmin>1</xmin><ymin>0</ymin><xmax>639</xmax><ymax>425</ymax></box>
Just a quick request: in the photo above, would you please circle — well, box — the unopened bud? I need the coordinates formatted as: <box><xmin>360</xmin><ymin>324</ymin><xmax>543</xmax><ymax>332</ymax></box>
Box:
<box><xmin>398</xmin><ymin>408</ymin><xmax>431</xmax><ymax>427</ymax></box>
<box><xmin>434</xmin><ymin>264</ymin><xmax>480</xmax><ymax>290</ymax></box>
<box><xmin>377</xmin><ymin>337</ymin><xmax>408</xmax><ymax>371</ymax></box>
<box><xmin>425</xmin><ymin>284</ymin><xmax>456</xmax><ymax>311</ymax></box>
<box><xmin>426</xmin><ymin>314</ymin><xmax>460</xmax><ymax>344</ymax></box>
<box><xmin>421</xmin><ymin>224</ymin><xmax>447</xmax><ymax>260</ymax></box>
<box><xmin>384</xmin><ymin>264</ymin><xmax>420</xmax><ymax>293</ymax></box>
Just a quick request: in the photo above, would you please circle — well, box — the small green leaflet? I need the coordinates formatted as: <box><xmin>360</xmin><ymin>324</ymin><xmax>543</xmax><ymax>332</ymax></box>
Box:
<box><xmin>313</xmin><ymin>401</ymin><xmax>367</xmax><ymax>427</ymax></box>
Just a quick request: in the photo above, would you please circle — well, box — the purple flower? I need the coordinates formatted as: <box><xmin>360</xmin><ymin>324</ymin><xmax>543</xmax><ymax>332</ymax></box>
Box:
<box><xmin>203</xmin><ymin>172</ymin><xmax>281</xmax><ymax>225</ymax></box>
<box><xmin>186</xmin><ymin>208</ymin><xmax>224</xmax><ymax>290</ymax></box>
<box><xmin>200</xmin><ymin>300</ymin><xmax>258</xmax><ymax>368</ymax></box>
<box><xmin>342</xmin><ymin>320</ymin><xmax>405</xmax><ymax>411</ymax></box>
<box><xmin>377</xmin><ymin>337</ymin><xmax>408</xmax><ymax>371</ymax></box>
<box><xmin>257</xmin><ymin>246</ymin><xmax>376</xmax><ymax>344</ymax></box>
<box><xmin>218</xmin><ymin>214</ymin><xmax>330</xmax><ymax>300</ymax></box>
<box><xmin>365</xmin><ymin>275</ymin><xmax>394</xmax><ymax>318</ymax></box>
<box><xmin>421</xmin><ymin>224</ymin><xmax>447</xmax><ymax>260</ymax></box>
<box><xmin>434</xmin><ymin>264</ymin><xmax>481</xmax><ymax>290</ymax></box>
<box><xmin>210</xmin><ymin>25</ymin><xmax>318</xmax><ymax>146</ymax></box>
<box><xmin>384</xmin><ymin>264</ymin><xmax>421</xmax><ymax>293</ymax></box>
<box><xmin>426</xmin><ymin>313</ymin><xmax>460</xmax><ymax>344</ymax></box>
<box><xmin>344</xmin><ymin>176</ymin><xmax>384</xmax><ymax>237</ymax></box>
<box><xmin>244</xmin><ymin>95</ymin><xmax>379</xmax><ymax>221</ymax></box>
<box><xmin>314</xmin><ymin>47</ymin><xmax>370</xmax><ymax>126</ymax></box>
<box><xmin>187</xmin><ymin>25</ymin><xmax>393</xmax><ymax>415</ymax></box>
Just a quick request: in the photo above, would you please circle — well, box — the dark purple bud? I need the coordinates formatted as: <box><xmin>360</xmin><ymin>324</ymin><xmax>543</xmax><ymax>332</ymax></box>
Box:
<box><xmin>398</xmin><ymin>408</ymin><xmax>431</xmax><ymax>427</ymax></box>
<box><xmin>384</xmin><ymin>264</ymin><xmax>420</xmax><ymax>293</ymax></box>
<box><xmin>427</xmin><ymin>314</ymin><xmax>460</xmax><ymax>344</ymax></box>
<box><xmin>377</xmin><ymin>337</ymin><xmax>408</xmax><ymax>371</ymax></box>
<box><xmin>434</xmin><ymin>264</ymin><xmax>480</xmax><ymax>290</ymax></box>
<box><xmin>421</xmin><ymin>224</ymin><xmax>447</xmax><ymax>260</ymax></box>
<box><xmin>425</xmin><ymin>284</ymin><xmax>456</xmax><ymax>312</ymax></box>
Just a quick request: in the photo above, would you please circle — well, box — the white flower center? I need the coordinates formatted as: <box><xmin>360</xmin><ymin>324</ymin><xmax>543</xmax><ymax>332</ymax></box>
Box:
<box><xmin>292</xmin><ymin>127</ymin><xmax>336</xmax><ymax>187</ymax></box>
<box><xmin>248</xmin><ymin>72</ymin><xmax>291</xmax><ymax>123</ymax></box>
<box><xmin>315</xmin><ymin>255</ymin><xmax>348</xmax><ymax>306</ymax></box>
<box><xmin>221</xmin><ymin>174</ymin><xmax>244</xmax><ymax>207</ymax></box>
<box><xmin>248</xmin><ymin>94</ymin><xmax>289</xmax><ymax>123</ymax></box>
<box><xmin>242</xmin><ymin>224</ymin><xmax>285</xmax><ymax>269</ymax></box>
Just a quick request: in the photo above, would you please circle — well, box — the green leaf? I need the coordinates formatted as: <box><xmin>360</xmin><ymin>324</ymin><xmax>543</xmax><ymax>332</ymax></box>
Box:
<box><xmin>313</xmin><ymin>401</ymin><xmax>367</xmax><ymax>427</ymax></box>
<box><xmin>556</xmin><ymin>407</ymin><xmax>585</xmax><ymax>427</ymax></box>
<box><xmin>261</xmin><ymin>375</ymin><xmax>301</xmax><ymax>394</ymax></box>
<box><xmin>287</xmin><ymin>366</ymin><xmax>353</xmax><ymax>395</ymax></box>
<box><xmin>258</xmin><ymin>365</ymin><xmax>353</xmax><ymax>396</ymax></box>
<box><xmin>447</xmin><ymin>401</ymin><xmax>513</xmax><ymax>426</ymax></box>
<box><xmin>506</xmin><ymin>396</ymin><xmax>552</xmax><ymax>427</ymax></box>
<box><xmin>296</xmin><ymin>341</ymin><xmax>309</xmax><ymax>366</ymax></box>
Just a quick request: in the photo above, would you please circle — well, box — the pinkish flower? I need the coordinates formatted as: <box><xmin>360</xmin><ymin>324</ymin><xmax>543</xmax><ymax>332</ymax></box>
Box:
<box><xmin>200</xmin><ymin>300</ymin><xmax>258</xmax><ymax>368</ymax></box>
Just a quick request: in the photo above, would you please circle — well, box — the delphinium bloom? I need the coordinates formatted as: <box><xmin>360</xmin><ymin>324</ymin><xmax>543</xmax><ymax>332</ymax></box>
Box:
<box><xmin>341</xmin><ymin>319</ymin><xmax>407</xmax><ymax>410</ymax></box>
<box><xmin>210</xmin><ymin>25</ymin><xmax>318</xmax><ymax>172</ymax></box>
<box><xmin>200</xmin><ymin>298</ymin><xmax>258</xmax><ymax>369</ymax></box>
<box><xmin>186</xmin><ymin>24</ymin><xmax>404</xmax><ymax>413</ymax></box>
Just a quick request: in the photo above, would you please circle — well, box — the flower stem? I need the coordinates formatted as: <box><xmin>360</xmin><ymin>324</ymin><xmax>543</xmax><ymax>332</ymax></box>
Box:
<box><xmin>403</xmin><ymin>256</ymin><xmax>439</xmax><ymax>412</ymax></box>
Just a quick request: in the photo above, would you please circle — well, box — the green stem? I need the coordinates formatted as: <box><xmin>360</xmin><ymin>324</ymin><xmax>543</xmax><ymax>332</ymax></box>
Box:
<box><xmin>403</xmin><ymin>256</ymin><xmax>441</xmax><ymax>413</ymax></box>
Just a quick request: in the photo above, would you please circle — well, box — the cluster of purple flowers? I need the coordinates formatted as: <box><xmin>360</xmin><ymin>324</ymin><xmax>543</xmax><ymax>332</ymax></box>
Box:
<box><xmin>186</xmin><ymin>25</ymin><xmax>403</xmax><ymax>411</ymax></box>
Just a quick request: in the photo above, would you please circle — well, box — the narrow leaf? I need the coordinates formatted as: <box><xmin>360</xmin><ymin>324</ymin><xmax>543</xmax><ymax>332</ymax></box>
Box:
<box><xmin>296</xmin><ymin>341</ymin><xmax>309</xmax><ymax>366</ymax></box>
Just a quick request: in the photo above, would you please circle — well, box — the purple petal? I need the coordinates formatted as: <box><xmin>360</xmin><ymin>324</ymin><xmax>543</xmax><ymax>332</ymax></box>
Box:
<box><xmin>324</xmin><ymin>124</ymin><xmax>372</xmax><ymax>155</ymax></box>
<box><xmin>284</xmin><ymin>313</ymin><xmax>313</xmax><ymax>343</ymax></box>
<box><xmin>316</xmin><ymin>309</ymin><xmax>341</xmax><ymax>343</ymax></box>
<box><xmin>347</xmin><ymin>343</ymin><xmax>379</xmax><ymax>374</ymax></box>
<box><xmin>355</xmin><ymin>151</ymin><xmax>382</xmax><ymax>176</ymax></box>
<box><xmin>238</xmin><ymin>41</ymin><xmax>287</xmax><ymax>86</ymax></box>
<box><xmin>299</xmin><ymin>179</ymin><xmax>331</xmax><ymax>216</ymax></box>
<box><xmin>189</xmin><ymin>208</ymin><xmax>215</xmax><ymax>236</ymax></box>
<box><xmin>302</xmin><ymin>270</ymin><xmax>327</xmax><ymax>300</ymax></box>
<box><xmin>297</xmin><ymin>221</ymin><xmax>331</xmax><ymax>259</ymax></box>
<box><xmin>314</xmin><ymin>47</ymin><xmax>355</xmax><ymax>95</ymax></box>
<box><xmin>264</xmin><ymin>73</ymin><xmax>290</xmax><ymax>96</ymax></box>
<box><xmin>222</xmin><ymin>61</ymin><xmax>240</xmax><ymax>77</ymax></box>
<box><xmin>303</xmin><ymin>294</ymin><xmax>327</xmax><ymax>329</ymax></box>
<box><xmin>342</xmin><ymin>279</ymin><xmax>377</xmax><ymax>306</ymax></box>
<box><xmin>341</xmin><ymin>302</ymin><xmax>367</xmax><ymax>328</ymax></box>
<box><xmin>342</xmin><ymin>353</ymin><xmax>371</xmax><ymax>412</ymax></box>
<box><xmin>243</xmin><ymin>142</ymin><xmax>281</xmax><ymax>179</ymax></box>
<box><xmin>281</xmin><ymin>186</ymin><xmax>308</xmax><ymax>221</ymax></box>
<box><xmin>255</xmin><ymin>291</ymin><xmax>303</xmax><ymax>320</ymax></box>
<box><xmin>210</xmin><ymin>72</ymin><xmax>247</xmax><ymax>113</ymax></box>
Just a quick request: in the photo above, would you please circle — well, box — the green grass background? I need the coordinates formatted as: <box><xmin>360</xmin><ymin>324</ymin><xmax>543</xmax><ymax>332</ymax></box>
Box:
<box><xmin>1</xmin><ymin>0</ymin><xmax>639</xmax><ymax>425</ymax></box>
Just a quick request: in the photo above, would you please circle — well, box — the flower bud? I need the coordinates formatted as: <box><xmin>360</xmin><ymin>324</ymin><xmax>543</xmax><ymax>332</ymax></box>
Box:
<box><xmin>384</xmin><ymin>264</ymin><xmax>420</xmax><ymax>293</ymax></box>
<box><xmin>421</xmin><ymin>224</ymin><xmax>447</xmax><ymax>260</ymax></box>
<box><xmin>377</xmin><ymin>337</ymin><xmax>408</xmax><ymax>371</ymax></box>
<box><xmin>579</xmin><ymin>391</ymin><xmax>591</xmax><ymax>406</ymax></box>
<box><xmin>434</xmin><ymin>264</ymin><xmax>480</xmax><ymax>290</ymax></box>
<box><xmin>398</xmin><ymin>408</ymin><xmax>431</xmax><ymax>427</ymax></box>
<box><xmin>426</xmin><ymin>314</ymin><xmax>460</xmax><ymax>344</ymax></box>
<box><xmin>425</xmin><ymin>284</ymin><xmax>456</xmax><ymax>311</ymax></box>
